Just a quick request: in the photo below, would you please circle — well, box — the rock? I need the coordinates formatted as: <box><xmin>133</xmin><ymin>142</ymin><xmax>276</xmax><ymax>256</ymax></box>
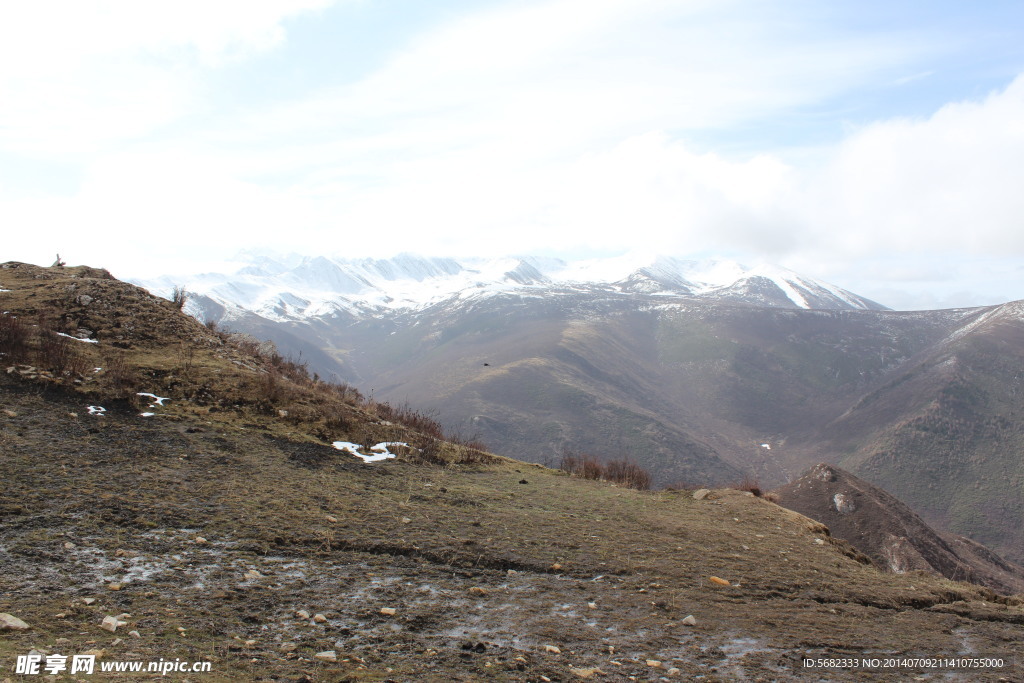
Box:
<box><xmin>468</xmin><ymin>587</ymin><xmax>488</xmax><ymax>596</ymax></box>
<box><xmin>587</xmin><ymin>602</ymin><xmax>597</xmax><ymax>609</ymax></box>
<box><xmin>708</xmin><ymin>576</ymin><xmax>731</xmax><ymax>587</ymax></box>
<box><xmin>243</xmin><ymin>570</ymin><xmax>262</xmax><ymax>580</ymax></box>
<box><xmin>296</xmin><ymin>610</ymin><xmax>311</xmax><ymax>620</ymax></box>
<box><xmin>128</xmin><ymin>630</ymin><xmax>141</xmax><ymax>638</ymax></box>
<box><xmin>380</xmin><ymin>607</ymin><xmax>397</xmax><ymax>616</ymax></box>
<box><xmin>325</xmin><ymin>515</ymin><xmax>338</xmax><ymax>523</ymax></box>
<box><xmin>314</xmin><ymin>651</ymin><xmax>337</xmax><ymax>662</ymax></box>
<box><xmin>833</xmin><ymin>493</ymin><xmax>856</xmax><ymax>514</ymax></box>
<box><xmin>646</xmin><ymin>659</ymin><xmax>662</xmax><ymax>668</ymax></box>
<box><xmin>100</xmin><ymin>616</ymin><xmax>125</xmax><ymax>632</ymax></box>
<box><xmin>681</xmin><ymin>615</ymin><xmax>697</xmax><ymax>626</ymax></box>
<box><xmin>107</xmin><ymin>583</ymin><xmax>122</xmax><ymax>591</ymax></box>
<box><xmin>82</xmin><ymin>597</ymin><xmax>96</xmax><ymax>605</ymax></box>
<box><xmin>569</xmin><ymin>667</ymin><xmax>603</xmax><ymax>678</ymax></box>
<box><xmin>401</xmin><ymin>517</ymin><xmax>411</xmax><ymax>524</ymax></box>
<box><xmin>2</xmin><ymin>409</ymin><xmax>17</xmax><ymax>418</ymax></box>
<box><xmin>194</xmin><ymin>536</ymin><xmax>208</xmax><ymax>544</ymax></box>
<box><xmin>667</xmin><ymin>667</ymin><xmax>681</xmax><ymax>676</ymax></box>
<box><xmin>544</xmin><ymin>644</ymin><xmax>561</xmax><ymax>654</ymax></box>
<box><xmin>77</xmin><ymin>294</ymin><xmax>93</xmax><ymax>306</ymax></box>
<box><xmin>64</xmin><ymin>541</ymin><xmax>76</xmax><ymax>550</ymax></box>
<box><xmin>551</xmin><ymin>563</ymin><xmax>562</xmax><ymax>571</ymax></box>
<box><xmin>278</xmin><ymin>642</ymin><xmax>297</xmax><ymax>653</ymax></box>
<box><xmin>313</xmin><ymin>613</ymin><xmax>327</xmax><ymax>623</ymax></box>
<box><xmin>0</xmin><ymin>613</ymin><xmax>30</xmax><ymax>630</ymax></box>
<box><xmin>693</xmin><ymin>489</ymin><xmax>711</xmax><ymax>500</ymax></box>
<box><xmin>814</xmin><ymin>538</ymin><xmax>825</xmax><ymax>545</ymax></box>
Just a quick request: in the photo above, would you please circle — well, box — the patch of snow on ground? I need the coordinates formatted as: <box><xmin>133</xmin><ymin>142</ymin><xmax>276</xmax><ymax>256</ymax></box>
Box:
<box><xmin>137</xmin><ymin>392</ymin><xmax>170</xmax><ymax>406</ymax></box>
<box><xmin>140</xmin><ymin>412</ymin><xmax>156</xmax><ymax>417</ymax></box>
<box><xmin>87</xmin><ymin>406</ymin><xmax>106</xmax><ymax>416</ymax></box>
<box><xmin>56</xmin><ymin>331</ymin><xmax>98</xmax><ymax>343</ymax></box>
<box><xmin>760</xmin><ymin>443</ymin><xmax>771</xmax><ymax>450</ymax></box>
<box><xmin>332</xmin><ymin>441</ymin><xmax>412</xmax><ymax>463</ymax></box>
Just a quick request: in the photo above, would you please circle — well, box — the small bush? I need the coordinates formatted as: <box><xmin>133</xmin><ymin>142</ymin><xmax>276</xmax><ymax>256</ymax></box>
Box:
<box><xmin>561</xmin><ymin>450</ymin><xmax>651</xmax><ymax>490</ymax></box>
<box><xmin>375</xmin><ymin>401</ymin><xmax>446</xmax><ymax>440</ymax></box>
<box><xmin>0</xmin><ymin>313</ymin><xmax>30</xmax><ymax>362</ymax></box>
<box><xmin>34</xmin><ymin>320</ymin><xmax>88</xmax><ymax>378</ymax></box>
<box><xmin>729</xmin><ymin>475</ymin><xmax>763</xmax><ymax>497</ymax></box>
<box><xmin>604</xmin><ymin>459</ymin><xmax>651</xmax><ymax>490</ymax></box>
<box><xmin>171</xmin><ymin>286</ymin><xmax>188</xmax><ymax>310</ymax></box>
<box><xmin>103</xmin><ymin>349</ymin><xmax>138</xmax><ymax>398</ymax></box>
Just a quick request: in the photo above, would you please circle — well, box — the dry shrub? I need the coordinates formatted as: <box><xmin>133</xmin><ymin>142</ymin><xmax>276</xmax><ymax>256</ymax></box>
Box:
<box><xmin>375</xmin><ymin>401</ymin><xmax>446</xmax><ymax>440</ymax></box>
<box><xmin>729</xmin><ymin>475</ymin><xmax>763</xmax><ymax>497</ymax></box>
<box><xmin>604</xmin><ymin>459</ymin><xmax>651</xmax><ymax>490</ymax></box>
<box><xmin>171</xmin><ymin>286</ymin><xmax>188</xmax><ymax>310</ymax></box>
<box><xmin>323</xmin><ymin>381</ymin><xmax>363</xmax><ymax>405</ymax></box>
<box><xmin>560</xmin><ymin>451</ymin><xmax>604</xmax><ymax>480</ymax></box>
<box><xmin>177</xmin><ymin>342</ymin><xmax>195</xmax><ymax>376</ymax></box>
<box><xmin>104</xmin><ymin>349</ymin><xmax>138</xmax><ymax>398</ymax></box>
<box><xmin>416</xmin><ymin>439</ymin><xmax>446</xmax><ymax>465</ymax></box>
<box><xmin>561</xmin><ymin>450</ymin><xmax>651</xmax><ymax>490</ymax></box>
<box><xmin>34</xmin><ymin>321</ymin><xmax>88</xmax><ymax>378</ymax></box>
<box><xmin>259</xmin><ymin>368</ymin><xmax>287</xmax><ymax>404</ymax></box>
<box><xmin>0</xmin><ymin>313</ymin><xmax>30</xmax><ymax>363</ymax></box>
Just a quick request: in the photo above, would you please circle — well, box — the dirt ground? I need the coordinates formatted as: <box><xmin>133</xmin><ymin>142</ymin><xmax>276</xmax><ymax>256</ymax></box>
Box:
<box><xmin>2</xmin><ymin>378</ymin><xmax>1022</xmax><ymax>682</ymax></box>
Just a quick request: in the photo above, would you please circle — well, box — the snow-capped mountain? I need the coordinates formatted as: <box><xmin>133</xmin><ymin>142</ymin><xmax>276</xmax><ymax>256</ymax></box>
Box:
<box><xmin>134</xmin><ymin>253</ymin><xmax>887</xmax><ymax>323</ymax></box>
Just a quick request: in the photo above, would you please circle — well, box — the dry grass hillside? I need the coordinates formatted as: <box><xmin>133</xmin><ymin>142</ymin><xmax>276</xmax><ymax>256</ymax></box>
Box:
<box><xmin>1</xmin><ymin>262</ymin><xmax>1022</xmax><ymax>682</ymax></box>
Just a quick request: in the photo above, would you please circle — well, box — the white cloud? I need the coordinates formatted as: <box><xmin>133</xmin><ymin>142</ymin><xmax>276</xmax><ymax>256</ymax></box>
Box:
<box><xmin>0</xmin><ymin>1</ymin><xmax>333</xmax><ymax>156</ymax></box>
<box><xmin>3</xmin><ymin>0</ymin><xmax>1023</xmax><ymax>306</ymax></box>
<box><xmin>802</xmin><ymin>75</ymin><xmax>1024</xmax><ymax>256</ymax></box>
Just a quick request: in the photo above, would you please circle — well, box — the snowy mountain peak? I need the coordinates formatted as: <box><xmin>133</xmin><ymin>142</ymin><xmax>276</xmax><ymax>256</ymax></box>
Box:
<box><xmin>133</xmin><ymin>253</ymin><xmax>888</xmax><ymax>323</ymax></box>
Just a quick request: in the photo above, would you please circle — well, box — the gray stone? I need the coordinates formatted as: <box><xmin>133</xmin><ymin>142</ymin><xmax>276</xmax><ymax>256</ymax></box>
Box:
<box><xmin>0</xmin><ymin>613</ymin><xmax>30</xmax><ymax>630</ymax></box>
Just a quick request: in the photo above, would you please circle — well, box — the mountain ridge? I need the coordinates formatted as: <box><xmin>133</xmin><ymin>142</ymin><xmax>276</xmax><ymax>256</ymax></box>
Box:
<box><xmin>135</xmin><ymin>253</ymin><xmax>889</xmax><ymax>324</ymax></box>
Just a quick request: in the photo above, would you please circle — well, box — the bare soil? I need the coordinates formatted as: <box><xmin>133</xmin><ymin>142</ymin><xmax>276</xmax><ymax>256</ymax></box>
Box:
<box><xmin>2</xmin><ymin>379</ymin><xmax>1022</xmax><ymax>682</ymax></box>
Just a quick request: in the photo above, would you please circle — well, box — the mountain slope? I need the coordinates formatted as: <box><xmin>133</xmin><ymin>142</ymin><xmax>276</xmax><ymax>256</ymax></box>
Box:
<box><xmin>813</xmin><ymin>301</ymin><xmax>1024</xmax><ymax>563</ymax></box>
<box><xmin>774</xmin><ymin>464</ymin><xmax>1024</xmax><ymax>595</ymax></box>
<box><xmin>2</xmin><ymin>262</ymin><xmax>1022</xmax><ymax>681</ymax></box>
<box><xmin>137</xmin><ymin>255</ymin><xmax>1024</xmax><ymax>566</ymax></box>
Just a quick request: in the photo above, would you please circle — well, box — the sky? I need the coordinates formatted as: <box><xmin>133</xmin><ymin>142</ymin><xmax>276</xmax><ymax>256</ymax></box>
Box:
<box><xmin>2</xmin><ymin>0</ymin><xmax>1024</xmax><ymax>310</ymax></box>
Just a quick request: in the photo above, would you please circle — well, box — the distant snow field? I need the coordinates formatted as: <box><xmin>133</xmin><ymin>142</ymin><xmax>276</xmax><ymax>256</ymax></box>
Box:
<box><xmin>133</xmin><ymin>254</ymin><xmax>887</xmax><ymax>325</ymax></box>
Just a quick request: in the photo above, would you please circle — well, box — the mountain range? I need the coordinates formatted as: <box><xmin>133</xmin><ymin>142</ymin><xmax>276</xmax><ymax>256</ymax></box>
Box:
<box><xmin>135</xmin><ymin>253</ymin><xmax>1024</xmax><ymax>566</ymax></box>
<box><xmin>138</xmin><ymin>252</ymin><xmax>888</xmax><ymax>322</ymax></box>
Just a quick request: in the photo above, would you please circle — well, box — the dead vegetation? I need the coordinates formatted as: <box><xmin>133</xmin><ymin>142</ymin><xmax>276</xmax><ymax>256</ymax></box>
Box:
<box><xmin>559</xmin><ymin>450</ymin><xmax>652</xmax><ymax>490</ymax></box>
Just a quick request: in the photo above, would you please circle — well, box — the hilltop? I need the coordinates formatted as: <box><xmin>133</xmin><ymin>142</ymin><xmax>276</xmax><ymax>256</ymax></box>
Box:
<box><xmin>774</xmin><ymin>464</ymin><xmax>1024</xmax><ymax>595</ymax></box>
<box><xmin>1</xmin><ymin>262</ymin><xmax>1022</xmax><ymax>681</ymax></box>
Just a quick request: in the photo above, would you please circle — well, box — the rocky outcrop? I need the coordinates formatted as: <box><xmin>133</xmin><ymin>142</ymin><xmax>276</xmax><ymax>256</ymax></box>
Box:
<box><xmin>774</xmin><ymin>464</ymin><xmax>1024</xmax><ymax>595</ymax></box>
